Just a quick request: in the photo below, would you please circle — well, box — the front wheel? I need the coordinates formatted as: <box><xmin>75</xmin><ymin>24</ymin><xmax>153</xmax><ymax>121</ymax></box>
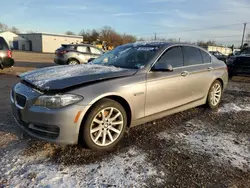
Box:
<box><xmin>82</xmin><ymin>99</ymin><xmax>127</xmax><ymax>151</ymax></box>
<box><xmin>207</xmin><ymin>80</ymin><xmax>223</xmax><ymax>109</ymax></box>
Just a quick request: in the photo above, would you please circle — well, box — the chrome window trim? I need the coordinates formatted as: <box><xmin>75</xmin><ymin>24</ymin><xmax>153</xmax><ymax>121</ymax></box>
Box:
<box><xmin>148</xmin><ymin>44</ymin><xmax>212</xmax><ymax>72</ymax></box>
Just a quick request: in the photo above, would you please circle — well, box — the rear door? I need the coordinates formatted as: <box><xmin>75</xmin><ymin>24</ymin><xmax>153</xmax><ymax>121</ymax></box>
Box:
<box><xmin>77</xmin><ymin>46</ymin><xmax>91</xmax><ymax>63</ymax></box>
<box><xmin>181</xmin><ymin>46</ymin><xmax>214</xmax><ymax>102</ymax></box>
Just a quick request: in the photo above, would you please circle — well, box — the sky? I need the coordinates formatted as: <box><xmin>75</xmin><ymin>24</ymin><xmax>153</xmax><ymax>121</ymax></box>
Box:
<box><xmin>1</xmin><ymin>0</ymin><xmax>250</xmax><ymax>45</ymax></box>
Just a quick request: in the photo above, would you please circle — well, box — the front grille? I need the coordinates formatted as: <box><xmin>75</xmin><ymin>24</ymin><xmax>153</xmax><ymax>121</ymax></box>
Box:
<box><xmin>15</xmin><ymin>93</ymin><xmax>26</xmax><ymax>108</ymax></box>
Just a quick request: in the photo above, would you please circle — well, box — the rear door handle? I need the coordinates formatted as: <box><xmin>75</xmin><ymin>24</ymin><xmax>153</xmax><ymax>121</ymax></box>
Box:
<box><xmin>181</xmin><ymin>71</ymin><xmax>189</xmax><ymax>77</ymax></box>
<box><xmin>207</xmin><ymin>67</ymin><xmax>213</xmax><ymax>71</ymax></box>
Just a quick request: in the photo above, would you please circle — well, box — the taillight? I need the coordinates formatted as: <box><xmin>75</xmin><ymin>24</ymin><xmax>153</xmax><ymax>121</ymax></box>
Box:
<box><xmin>59</xmin><ymin>50</ymin><xmax>69</xmax><ymax>54</ymax></box>
<box><xmin>7</xmin><ymin>50</ymin><xmax>12</xmax><ymax>58</ymax></box>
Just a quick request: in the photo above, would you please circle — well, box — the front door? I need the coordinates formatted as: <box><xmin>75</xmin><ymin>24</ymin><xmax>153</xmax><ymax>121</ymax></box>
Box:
<box><xmin>145</xmin><ymin>46</ymin><xmax>193</xmax><ymax>116</ymax></box>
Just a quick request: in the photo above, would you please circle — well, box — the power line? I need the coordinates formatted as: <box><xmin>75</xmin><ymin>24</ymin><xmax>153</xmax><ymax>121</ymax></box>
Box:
<box><xmin>178</xmin><ymin>34</ymin><xmax>242</xmax><ymax>41</ymax></box>
<box><xmin>134</xmin><ymin>22</ymin><xmax>250</xmax><ymax>37</ymax></box>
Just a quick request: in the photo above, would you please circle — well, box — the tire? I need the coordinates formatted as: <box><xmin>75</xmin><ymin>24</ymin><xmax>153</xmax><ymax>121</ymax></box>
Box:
<box><xmin>81</xmin><ymin>98</ymin><xmax>127</xmax><ymax>151</ymax></box>
<box><xmin>206</xmin><ymin>80</ymin><xmax>223</xmax><ymax>109</ymax></box>
<box><xmin>68</xmin><ymin>59</ymin><xmax>79</xmax><ymax>65</ymax></box>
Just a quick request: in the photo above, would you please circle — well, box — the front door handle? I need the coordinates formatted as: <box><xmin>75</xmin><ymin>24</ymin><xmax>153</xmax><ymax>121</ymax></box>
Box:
<box><xmin>207</xmin><ymin>67</ymin><xmax>213</xmax><ymax>71</ymax></box>
<box><xmin>181</xmin><ymin>71</ymin><xmax>189</xmax><ymax>77</ymax></box>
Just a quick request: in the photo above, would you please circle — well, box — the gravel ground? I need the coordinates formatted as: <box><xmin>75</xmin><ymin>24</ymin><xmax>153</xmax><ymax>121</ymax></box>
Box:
<box><xmin>0</xmin><ymin>66</ymin><xmax>250</xmax><ymax>187</ymax></box>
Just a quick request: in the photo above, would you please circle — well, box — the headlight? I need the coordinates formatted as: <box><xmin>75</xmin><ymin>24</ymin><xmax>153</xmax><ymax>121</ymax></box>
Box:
<box><xmin>34</xmin><ymin>94</ymin><xmax>83</xmax><ymax>108</ymax></box>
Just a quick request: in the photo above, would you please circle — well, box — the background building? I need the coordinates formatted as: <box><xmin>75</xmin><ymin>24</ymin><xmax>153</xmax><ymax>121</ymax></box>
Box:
<box><xmin>0</xmin><ymin>31</ymin><xmax>29</xmax><ymax>50</ymax></box>
<box><xmin>0</xmin><ymin>31</ymin><xmax>84</xmax><ymax>53</ymax></box>
<box><xmin>20</xmin><ymin>33</ymin><xmax>83</xmax><ymax>53</ymax></box>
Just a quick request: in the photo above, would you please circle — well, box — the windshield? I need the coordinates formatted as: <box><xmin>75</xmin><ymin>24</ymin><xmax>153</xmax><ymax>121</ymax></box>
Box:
<box><xmin>240</xmin><ymin>48</ymin><xmax>250</xmax><ymax>55</ymax></box>
<box><xmin>91</xmin><ymin>45</ymin><xmax>160</xmax><ymax>69</ymax></box>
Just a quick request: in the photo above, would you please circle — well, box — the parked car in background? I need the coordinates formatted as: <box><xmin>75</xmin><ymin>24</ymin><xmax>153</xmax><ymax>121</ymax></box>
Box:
<box><xmin>227</xmin><ymin>50</ymin><xmax>241</xmax><ymax>59</ymax></box>
<box><xmin>209</xmin><ymin>51</ymin><xmax>228</xmax><ymax>63</ymax></box>
<box><xmin>0</xmin><ymin>36</ymin><xmax>15</xmax><ymax>69</ymax></box>
<box><xmin>54</xmin><ymin>44</ymin><xmax>104</xmax><ymax>65</ymax></box>
<box><xmin>11</xmin><ymin>42</ymin><xmax>228</xmax><ymax>151</ymax></box>
<box><xmin>227</xmin><ymin>47</ymin><xmax>250</xmax><ymax>78</ymax></box>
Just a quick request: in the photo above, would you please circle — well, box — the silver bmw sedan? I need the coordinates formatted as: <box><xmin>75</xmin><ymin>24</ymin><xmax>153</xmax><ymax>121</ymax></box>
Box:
<box><xmin>11</xmin><ymin>42</ymin><xmax>228</xmax><ymax>151</ymax></box>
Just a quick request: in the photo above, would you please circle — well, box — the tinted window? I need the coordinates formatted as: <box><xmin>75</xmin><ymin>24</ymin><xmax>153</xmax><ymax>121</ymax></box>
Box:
<box><xmin>0</xmin><ymin>43</ymin><xmax>3</xmax><ymax>50</ymax></box>
<box><xmin>157</xmin><ymin>47</ymin><xmax>184</xmax><ymax>68</ymax></box>
<box><xmin>182</xmin><ymin>46</ymin><xmax>203</xmax><ymax>66</ymax></box>
<box><xmin>77</xmin><ymin>46</ymin><xmax>89</xmax><ymax>53</ymax></box>
<box><xmin>200</xmin><ymin>50</ymin><xmax>211</xmax><ymax>63</ymax></box>
<box><xmin>240</xmin><ymin>48</ymin><xmax>250</xmax><ymax>55</ymax></box>
<box><xmin>90</xmin><ymin>47</ymin><xmax>102</xmax><ymax>55</ymax></box>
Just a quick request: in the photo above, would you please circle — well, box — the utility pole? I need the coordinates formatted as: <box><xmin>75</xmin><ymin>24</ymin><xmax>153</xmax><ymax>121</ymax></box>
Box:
<box><xmin>241</xmin><ymin>23</ymin><xmax>247</xmax><ymax>47</ymax></box>
<box><xmin>179</xmin><ymin>38</ymin><xmax>180</xmax><ymax>42</ymax></box>
<box><xmin>154</xmin><ymin>33</ymin><xmax>157</xmax><ymax>41</ymax></box>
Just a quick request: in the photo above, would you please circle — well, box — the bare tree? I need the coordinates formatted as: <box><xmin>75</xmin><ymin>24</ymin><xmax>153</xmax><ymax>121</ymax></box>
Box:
<box><xmin>10</xmin><ymin>27</ymin><xmax>20</xmax><ymax>34</ymax></box>
<box><xmin>65</xmin><ymin>31</ymin><xmax>75</xmax><ymax>35</ymax></box>
<box><xmin>246</xmin><ymin>33</ymin><xmax>250</xmax><ymax>44</ymax></box>
<box><xmin>197</xmin><ymin>40</ymin><xmax>217</xmax><ymax>47</ymax></box>
<box><xmin>0</xmin><ymin>22</ymin><xmax>9</xmax><ymax>32</ymax></box>
<box><xmin>79</xmin><ymin>26</ymin><xmax>137</xmax><ymax>47</ymax></box>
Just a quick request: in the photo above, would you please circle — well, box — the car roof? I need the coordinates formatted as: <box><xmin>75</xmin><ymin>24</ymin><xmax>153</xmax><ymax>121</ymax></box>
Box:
<box><xmin>121</xmin><ymin>41</ymin><xmax>203</xmax><ymax>49</ymax></box>
<box><xmin>62</xmin><ymin>43</ymin><xmax>97</xmax><ymax>47</ymax></box>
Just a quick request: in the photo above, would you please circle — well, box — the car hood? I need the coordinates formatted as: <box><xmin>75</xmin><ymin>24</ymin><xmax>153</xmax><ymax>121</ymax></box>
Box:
<box><xmin>18</xmin><ymin>64</ymin><xmax>137</xmax><ymax>92</ymax></box>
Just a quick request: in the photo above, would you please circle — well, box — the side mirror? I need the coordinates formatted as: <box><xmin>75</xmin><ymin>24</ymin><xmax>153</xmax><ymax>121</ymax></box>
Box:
<box><xmin>10</xmin><ymin>47</ymin><xmax>14</xmax><ymax>51</ymax></box>
<box><xmin>152</xmin><ymin>63</ymin><xmax>173</xmax><ymax>72</ymax></box>
<box><xmin>88</xmin><ymin>58</ymin><xmax>95</xmax><ymax>62</ymax></box>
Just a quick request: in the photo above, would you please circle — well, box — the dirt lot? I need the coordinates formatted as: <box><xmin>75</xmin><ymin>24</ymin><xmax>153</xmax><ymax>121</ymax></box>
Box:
<box><xmin>0</xmin><ymin>52</ymin><xmax>250</xmax><ymax>187</ymax></box>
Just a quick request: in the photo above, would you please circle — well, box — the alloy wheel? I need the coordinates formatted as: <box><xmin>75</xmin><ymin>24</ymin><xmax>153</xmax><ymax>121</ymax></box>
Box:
<box><xmin>210</xmin><ymin>83</ymin><xmax>222</xmax><ymax>106</ymax></box>
<box><xmin>69</xmin><ymin>60</ymin><xmax>79</xmax><ymax>65</ymax></box>
<box><xmin>90</xmin><ymin>107</ymin><xmax>124</xmax><ymax>146</ymax></box>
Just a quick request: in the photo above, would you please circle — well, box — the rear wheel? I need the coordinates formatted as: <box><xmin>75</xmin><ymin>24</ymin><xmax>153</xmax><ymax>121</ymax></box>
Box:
<box><xmin>207</xmin><ymin>80</ymin><xmax>223</xmax><ymax>109</ymax></box>
<box><xmin>68</xmin><ymin>59</ymin><xmax>79</xmax><ymax>65</ymax></box>
<box><xmin>81</xmin><ymin>99</ymin><xmax>127</xmax><ymax>151</ymax></box>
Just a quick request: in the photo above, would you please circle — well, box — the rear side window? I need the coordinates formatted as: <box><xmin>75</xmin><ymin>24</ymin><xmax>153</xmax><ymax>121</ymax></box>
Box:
<box><xmin>157</xmin><ymin>46</ymin><xmax>184</xmax><ymax>68</ymax></box>
<box><xmin>182</xmin><ymin>46</ymin><xmax>203</xmax><ymax>66</ymax></box>
<box><xmin>200</xmin><ymin>50</ymin><xmax>211</xmax><ymax>63</ymax></box>
<box><xmin>77</xmin><ymin>46</ymin><xmax>89</xmax><ymax>53</ymax></box>
<box><xmin>90</xmin><ymin>47</ymin><xmax>102</xmax><ymax>55</ymax></box>
<box><xmin>0</xmin><ymin>43</ymin><xmax>3</xmax><ymax>50</ymax></box>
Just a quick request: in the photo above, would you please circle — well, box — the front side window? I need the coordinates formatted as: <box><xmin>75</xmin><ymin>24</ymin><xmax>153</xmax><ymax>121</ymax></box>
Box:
<box><xmin>91</xmin><ymin>45</ymin><xmax>160</xmax><ymax>69</ymax></box>
<box><xmin>156</xmin><ymin>46</ymin><xmax>184</xmax><ymax>68</ymax></box>
<box><xmin>182</xmin><ymin>46</ymin><xmax>203</xmax><ymax>66</ymax></box>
